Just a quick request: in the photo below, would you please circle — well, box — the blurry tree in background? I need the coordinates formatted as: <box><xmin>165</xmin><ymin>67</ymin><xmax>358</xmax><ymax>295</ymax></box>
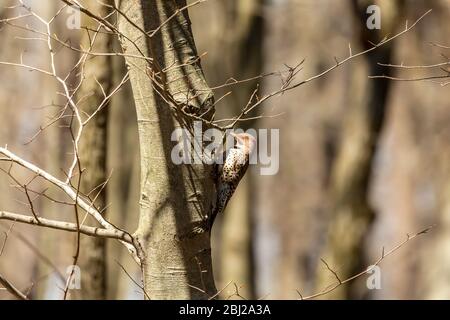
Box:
<box><xmin>316</xmin><ymin>0</ymin><xmax>404</xmax><ymax>299</ymax></box>
<box><xmin>75</xmin><ymin>0</ymin><xmax>113</xmax><ymax>300</ymax></box>
<box><xmin>257</xmin><ymin>0</ymin><xmax>449</xmax><ymax>299</ymax></box>
<box><xmin>106</xmin><ymin>48</ymin><xmax>140</xmax><ymax>300</ymax></box>
<box><xmin>33</xmin><ymin>0</ymin><xmax>66</xmax><ymax>299</ymax></box>
<box><xmin>218</xmin><ymin>0</ymin><xmax>263</xmax><ymax>300</ymax></box>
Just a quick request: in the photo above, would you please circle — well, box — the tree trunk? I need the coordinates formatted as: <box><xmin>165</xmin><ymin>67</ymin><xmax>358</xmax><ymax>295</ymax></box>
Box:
<box><xmin>31</xmin><ymin>0</ymin><xmax>65</xmax><ymax>299</ymax></box>
<box><xmin>118</xmin><ymin>0</ymin><xmax>217</xmax><ymax>299</ymax></box>
<box><xmin>422</xmin><ymin>154</ymin><xmax>450</xmax><ymax>298</ymax></box>
<box><xmin>316</xmin><ymin>0</ymin><xmax>403</xmax><ymax>299</ymax></box>
<box><xmin>107</xmin><ymin>50</ymin><xmax>140</xmax><ymax>299</ymax></box>
<box><xmin>76</xmin><ymin>0</ymin><xmax>114</xmax><ymax>300</ymax></box>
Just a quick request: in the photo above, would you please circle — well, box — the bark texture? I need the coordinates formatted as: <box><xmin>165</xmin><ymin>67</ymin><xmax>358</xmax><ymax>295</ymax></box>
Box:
<box><xmin>118</xmin><ymin>0</ymin><xmax>217</xmax><ymax>299</ymax></box>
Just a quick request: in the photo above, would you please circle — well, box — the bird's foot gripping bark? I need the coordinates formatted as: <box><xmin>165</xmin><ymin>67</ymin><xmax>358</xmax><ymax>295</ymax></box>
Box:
<box><xmin>177</xmin><ymin>220</ymin><xmax>210</xmax><ymax>240</ymax></box>
<box><xmin>210</xmin><ymin>162</ymin><xmax>221</xmax><ymax>182</ymax></box>
<box><xmin>205</xmin><ymin>203</ymin><xmax>217</xmax><ymax>230</ymax></box>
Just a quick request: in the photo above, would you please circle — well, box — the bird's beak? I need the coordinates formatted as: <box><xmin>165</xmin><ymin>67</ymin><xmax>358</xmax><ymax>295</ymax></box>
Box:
<box><xmin>230</xmin><ymin>132</ymin><xmax>242</xmax><ymax>143</ymax></box>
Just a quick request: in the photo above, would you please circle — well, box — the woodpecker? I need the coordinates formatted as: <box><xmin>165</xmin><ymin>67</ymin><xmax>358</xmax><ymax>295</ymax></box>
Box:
<box><xmin>209</xmin><ymin>132</ymin><xmax>257</xmax><ymax>227</ymax></box>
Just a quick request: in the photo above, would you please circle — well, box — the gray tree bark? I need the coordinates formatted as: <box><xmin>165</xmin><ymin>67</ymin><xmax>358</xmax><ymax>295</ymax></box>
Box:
<box><xmin>118</xmin><ymin>0</ymin><xmax>217</xmax><ymax>299</ymax></box>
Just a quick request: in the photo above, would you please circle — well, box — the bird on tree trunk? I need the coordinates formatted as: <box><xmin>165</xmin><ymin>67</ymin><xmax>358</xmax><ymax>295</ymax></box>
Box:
<box><xmin>208</xmin><ymin>132</ymin><xmax>257</xmax><ymax>228</ymax></box>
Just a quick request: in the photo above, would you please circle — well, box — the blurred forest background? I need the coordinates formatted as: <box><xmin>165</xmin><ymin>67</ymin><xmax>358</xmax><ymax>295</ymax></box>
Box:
<box><xmin>0</xmin><ymin>0</ymin><xmax>450</xmax><ymax>299</ymax></box>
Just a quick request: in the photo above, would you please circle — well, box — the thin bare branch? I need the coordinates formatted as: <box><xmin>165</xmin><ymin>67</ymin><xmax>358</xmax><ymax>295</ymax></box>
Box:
<box><xmin>298</xmin><ymin>226</ymin><xmax>433</xmax><ymax>300</ymax></box>
<box><xmin>0</xmin><ymin>211</ymin><xmax>134</xmax><ymax>242</ymax></box>
<box><xmin>0</xmin><ymin>273</ymin><xmax>28</xmax><ymax>300</ymax></box>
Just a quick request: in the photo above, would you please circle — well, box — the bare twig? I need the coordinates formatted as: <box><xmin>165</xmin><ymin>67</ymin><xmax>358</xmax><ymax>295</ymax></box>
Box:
<box><xmin>369</xmin><ymin>74</ymin><xmax>450</xmax><ymax>86</ymax></box>
<box><xmin>116</xmin><ymin>260</ymin><xmax>150</xmax><ymax>300</ymax></box>
<box><xmin>0</xmin><ymin>224</ymin><xmax>65</xmax><ymax>283</ymax></box>
<box><xmin>297</xmin><ymin>226</ymin><xmax>433</xmax><ymax>300</ymax></box>
<box><xmin>0</xmin><ymin>273</ymin><xmax>28</xmax><ymax>300</ymax></box>
<box><xmin>0</xmin><ymin>222</ymin><xmax>14</xmax><ymax>257</ymax></box>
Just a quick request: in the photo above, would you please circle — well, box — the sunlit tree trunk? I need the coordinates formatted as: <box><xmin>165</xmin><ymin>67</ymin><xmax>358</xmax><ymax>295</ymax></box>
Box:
<box><xmin>118</xmin><ymin>0</ymin><xmax>217</xmax><ymax>299</ymax></box>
